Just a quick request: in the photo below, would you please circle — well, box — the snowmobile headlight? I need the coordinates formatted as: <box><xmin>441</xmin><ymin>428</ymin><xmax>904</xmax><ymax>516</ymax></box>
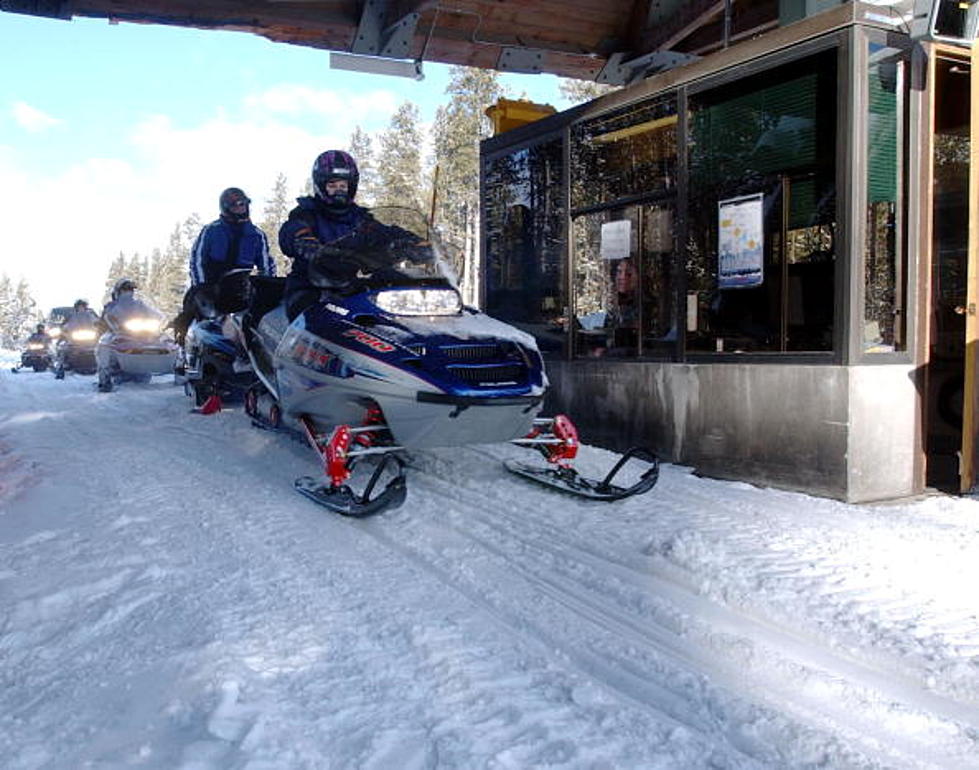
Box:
<box><xmin>48</xmin><ymin>327</ymin><xmax>61</xmax><ymax>338</ymax></box>
<box><xmin>27</xmin><ymin>342</ymin><xmax>45</xmax><ymax>350</ymax></box>
<box><xmin>123</xmin><ymin>317</ymin><xmax>161</xmax><ymax>334</ymax></box>
<box><xmin>374</xmin><ymin>288</ymin><xmax>462</xmax><ymax>316</ymax></box>
<box><xmin>70</xmin><ymin>329</ymin><xmax>97</xmax><ymax>342</ymax></box>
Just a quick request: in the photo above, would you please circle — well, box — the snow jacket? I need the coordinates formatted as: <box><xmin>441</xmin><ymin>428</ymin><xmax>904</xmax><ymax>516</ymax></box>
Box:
<box><xmin>190</xmin><ymin>217</ymin><xmax>274</xmax><ymax>286</ymax></box>
<box><xmin>279</xmin><ymin>197</ymin><xmax>371</xmax><ymax>298</ymax></box>
<box><xmin>63</xmin><ymin>308</ymin><xmax>101</xmax><ymax>332</ymax></box>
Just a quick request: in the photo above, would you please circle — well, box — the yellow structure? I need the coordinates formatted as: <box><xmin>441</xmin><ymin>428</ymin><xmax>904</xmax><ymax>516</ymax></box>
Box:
<box><xmin>485</xmin><ymin>98</ymin><xmax>557</xmax><ymax>135</ymax></box>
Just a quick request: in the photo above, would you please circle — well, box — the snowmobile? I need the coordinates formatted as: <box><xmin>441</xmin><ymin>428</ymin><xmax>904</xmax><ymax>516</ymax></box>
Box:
<box><xmin>233</xmin><ymin>207</ymin><xmax>659</xmax><ymax>517</ymax></box>
<box><xmin>96</xmin><ymin>294</ymin><xmax>179</xmax><ymax>392</ymax></box>
<box><xmin>175</xmin><ymin>270</ymin><xmax>256</xmax><ymax>412</ymax></box>
<box><xmin>11</xmin><ymin>340</ymin><xmax>52</xmax><ymax>373</ymax></box>
<box><xmin>53</xmin><ymin>322</ymin><xmax>99</xmax><ymax>379</ymax></box>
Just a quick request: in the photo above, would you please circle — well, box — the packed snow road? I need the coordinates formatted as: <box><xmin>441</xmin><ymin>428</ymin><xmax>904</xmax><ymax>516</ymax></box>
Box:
<box><xmin>2</xmin><ymin>364</ymin><xmax>979</xmax><ymax>769</ymax></box>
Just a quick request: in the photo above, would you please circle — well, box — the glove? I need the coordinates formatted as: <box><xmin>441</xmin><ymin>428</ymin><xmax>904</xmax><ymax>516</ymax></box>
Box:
<box><xmin>390</xmin><ymin>239</ymin><xmax>435</xmax><ymax>265</ymax></box>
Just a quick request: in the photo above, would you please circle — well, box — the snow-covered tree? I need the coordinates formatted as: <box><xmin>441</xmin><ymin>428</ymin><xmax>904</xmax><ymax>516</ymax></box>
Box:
<box><xmin>0</xmin><ymin>274</ymin><xmax>42</xmax><ymax>348</ymax></box>
<box><xmin>433</xmin><ymin>67</ymin><xmax>506</xmax><ymax>303</ymax></box>
<box><xmin>375</xmin><ymin>101</ymin><xmax>426</xmax><ymax>212</ymax></box>
<box><xmin>259</xmin><ymin>173</ymin><xmax>292</xmax><ymax>276</ymax></box>
<box><xmin>348</xmin><ymin>127</ymin><xmax>377</xmax><ymax>207</ymax></box>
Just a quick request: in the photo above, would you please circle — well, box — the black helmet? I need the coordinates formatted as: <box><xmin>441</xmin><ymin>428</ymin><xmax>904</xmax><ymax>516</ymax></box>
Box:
<box><xmin>219</xmin><ymin>187</ymin><xmax>251</xmax><ymax>221</ymax></box>
<box><xmin>112</xmin><ymin>278</ymin><xmax>137</xmax><ymax>301</ymax></box>
<box><xmin>36</xmin><ymin>323</ymin><xmax>45</xmax><ymax>333</ymax></box>
<box><xmin>311</xmin><ymin>150</ymin><xmax>358</xmax><ymax>210</ymax></box>
<box><xmin>73</xmin><ymin>299</ymin><xmax>89</xmax><ymax>310</ymax></box>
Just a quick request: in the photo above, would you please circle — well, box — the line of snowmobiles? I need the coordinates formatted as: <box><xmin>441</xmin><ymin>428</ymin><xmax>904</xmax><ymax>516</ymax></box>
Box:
<box><xmin>179</xmin><ymin>206</ymin><xmax>659</xmax><ymax>517</ymax></box>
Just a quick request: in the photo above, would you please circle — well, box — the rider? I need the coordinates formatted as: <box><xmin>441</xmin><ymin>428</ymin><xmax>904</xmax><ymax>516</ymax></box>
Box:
<box><xmin>101</xmin><ymin>278</ymin><xmax>139</xmax><ymax>330</ymax></box>
<box><xmin>172</xmin><ymin>187</ymin><xmax>275</xmax><ymax>343</ymax></box>
<box><xmin>26</xmin><ymin>323</ymin><xmax>51</xmax><ymax>346</ymax></box>
<box><xmin>63</xmin><ymin>299</ymin><xmax>100</xmax><ymax>332</ymax></box>
<box><xmin>279</xmin><ymin>150</ymin><xmax>433</xmax><ymax>320</ymax></box>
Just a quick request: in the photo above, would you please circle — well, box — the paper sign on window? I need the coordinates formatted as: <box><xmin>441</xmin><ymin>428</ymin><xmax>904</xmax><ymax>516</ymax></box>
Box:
<box><xmin>600</xmin><ymin>220</ymin><xmax>631</xmax><ymax>260</ymax></box>
<box><xmin>718</xmin><ymin>193</ymin><xmax>764</xmax><ymax>289</ymax></box>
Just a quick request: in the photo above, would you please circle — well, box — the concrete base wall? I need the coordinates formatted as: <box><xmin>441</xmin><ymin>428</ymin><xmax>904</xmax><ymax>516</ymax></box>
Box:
<box><xmin>544</xmin><ymin>361</ymin><xmax>919</xmax><ymax>502</ymax></box>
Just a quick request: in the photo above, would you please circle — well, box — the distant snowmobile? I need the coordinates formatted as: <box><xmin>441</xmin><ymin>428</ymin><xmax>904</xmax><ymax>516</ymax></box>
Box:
<box><xmin>96</xmin><ymin>293</ymin><xmax>179</xmax><ymax>392</ymax></box>
<box><xmin>53</xmin><ymin>322</ymin><xmax>99</xmax><ymax>379</ymax></box>
<box><xmin>175</xmin><ymin>270</ymin><xmax>256</xmax><ymax>413</ymax></box>
<box><xmin>228</xmin><ymin>207</ymin><xmax>658</xmax><ymax>517</ymax></box>
<box><xmin>11</xmin><ymin>339</ymin><xmax>52</xmax><ymax>373</ymax></box>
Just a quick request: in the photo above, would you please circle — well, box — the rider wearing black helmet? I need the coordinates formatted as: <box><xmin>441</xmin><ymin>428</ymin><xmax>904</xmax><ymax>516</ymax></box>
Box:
<box><xmin>279</xmin><ymin>149</ymin><xmax>431</xmax><ymax>320</ymax></box>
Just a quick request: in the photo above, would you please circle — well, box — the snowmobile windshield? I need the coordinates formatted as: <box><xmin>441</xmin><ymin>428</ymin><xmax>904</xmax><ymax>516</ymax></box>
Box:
<box><xmin>105</xmin><ymin>294</ymin><xmax>165</xmax><ymax>335</ymax></box>
<box><xmin>332</xmin><ymin>206</ymin><xmax>458</xmax><ymax>288</ymax></box>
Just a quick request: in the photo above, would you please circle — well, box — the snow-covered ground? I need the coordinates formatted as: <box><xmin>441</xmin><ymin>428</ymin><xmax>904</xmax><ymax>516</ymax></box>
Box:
<box><xmin>2</xmin><ymin>350</ymin><xmax>979</xmax><ymax>769</ymax></box>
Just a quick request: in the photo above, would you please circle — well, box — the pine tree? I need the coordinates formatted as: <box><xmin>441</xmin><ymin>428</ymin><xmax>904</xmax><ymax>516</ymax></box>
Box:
<box><xmin>259</xmin><ymin>173</ymin><xmax>292</xmax><ymax>276</ymax></box>
<box><xmin>433</xmin><ymin>66</ymin><xmax>506</xmax><ymax>303</ymax></box>
<box><xmin>558</xmin><ymin>78</ymin><xmax>620</xmax><ymax>105</ymax></box>
<box><xmin>348</xmin><ymin>127</ymin><xmax>377</xmax><ymax>206</ymax></box>
<box><xmin>0</xmin><ymin>275</ymin><xmax>41</xmax><ymax>348</ymax></box>
<box><xmin>375</xmin><ymin>101</ymin><xmax>425</xmax><ymax>212</ymax></box>
<box><xmin>103</xmin><ymin>253</ymin><xmax>128</xmax><ymax>307</ymax></box>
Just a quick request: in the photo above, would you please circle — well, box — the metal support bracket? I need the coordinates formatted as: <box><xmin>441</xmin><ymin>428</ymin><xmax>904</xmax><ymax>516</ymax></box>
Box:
<box><xmin>352</xmin><ymin>0</ymin><xmax>421</xmax><ymax>58</ymax></box>
<box><xmin>497</xmin><ymin>47</ymin><xmax>546</xmax><ymax>74</ymax></box>
<box><xmin>596</xmin><ymin>49</ymin><xmax>699</xmax><ymax>85</ymax></box>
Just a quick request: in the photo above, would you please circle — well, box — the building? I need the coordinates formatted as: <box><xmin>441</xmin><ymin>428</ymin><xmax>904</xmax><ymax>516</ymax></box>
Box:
<box><xmin>480</xmin><ymin>2</ymin><xmax>979</xmax><ymax>502</ymax></box>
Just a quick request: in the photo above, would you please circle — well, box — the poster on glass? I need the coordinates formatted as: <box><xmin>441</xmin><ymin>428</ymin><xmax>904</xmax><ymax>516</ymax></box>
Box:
<box><xmin>717</xmin><ymin>193</ymin><xmax>764</xmax><ymax>289</ymax></box>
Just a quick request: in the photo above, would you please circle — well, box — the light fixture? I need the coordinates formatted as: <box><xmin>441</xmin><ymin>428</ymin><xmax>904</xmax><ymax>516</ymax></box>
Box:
<box><xmin>330</xmin><ymin>52</ymin><xmax>424</xmax><ymax>80</ymax></box>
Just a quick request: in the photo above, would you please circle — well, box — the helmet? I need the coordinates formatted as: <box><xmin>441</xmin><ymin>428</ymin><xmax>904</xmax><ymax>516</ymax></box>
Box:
<box><xmin>73</xmin><ymin>299</ymin><xmax>89</xmax><ymax>310</ymax></box>
<box><xmin>36</xmin><ymin>323</ymin><xmax>45</xmax><ymax>333</ymax></box>
<box><xmin>112</xmin><ymin>278</ymin><xmax>137</xmax><ymax>301</ymax></box>
<box><xmin>312</xmin><ymin>150</ymin><xmax>358</xmax><ymax>209</ymax></box>
<box><xmin>219</xmin><ymin>187</ymin><xmax>251</xmax><ymax>221</ymax></box>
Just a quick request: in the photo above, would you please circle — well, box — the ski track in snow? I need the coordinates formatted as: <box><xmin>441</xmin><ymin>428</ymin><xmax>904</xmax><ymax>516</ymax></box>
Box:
<box><xmin>1</xmin><ymin>361</ymin><xmax>979</xmax><ymax>769</ymax></box>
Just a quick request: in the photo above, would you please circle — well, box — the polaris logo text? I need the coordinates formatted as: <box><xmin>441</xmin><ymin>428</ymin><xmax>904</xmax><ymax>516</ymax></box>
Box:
<box><xmin>343</xmin><ymin>329</ymin><xmax>395</xmax><ymax>353</ymax></box>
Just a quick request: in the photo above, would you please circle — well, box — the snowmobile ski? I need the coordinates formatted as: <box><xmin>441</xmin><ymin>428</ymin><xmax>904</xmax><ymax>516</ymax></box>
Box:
<box><xmin>504</xmin><ymin>447</ymin><xmax>659</xmax><ymax>501</ymax></box>
<box><xmin>294</xmin><ymin>454</ymin><xmax>407</xmax><ymax>517</ymax></box>
<box><xmin>509</xmin><ymin>415</ymin><xmax>659</xmax><ymax>501</ymax></box>
<box><xmin>295</xmin><ymin>417</ymin><xmax>407</xmax><ymax>517</ymax></box>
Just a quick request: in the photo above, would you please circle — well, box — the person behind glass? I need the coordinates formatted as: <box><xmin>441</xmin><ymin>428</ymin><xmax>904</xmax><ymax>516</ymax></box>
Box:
<box><xmin>172</xmin><ymin>187</ymin><xmax>274</xmax><ymax>343</ymax></box>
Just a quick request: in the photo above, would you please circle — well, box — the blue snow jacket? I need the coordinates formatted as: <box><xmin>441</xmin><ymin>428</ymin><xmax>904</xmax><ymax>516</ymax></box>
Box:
<box><xmin>190</xmin><ymin>217</ymin><xmax>274</xmax><ymax>286</ymax></box>
<box><xmin>279</xmin><ymin>197</ymin><xmax>371</xmax><ymax>298</ymax></box>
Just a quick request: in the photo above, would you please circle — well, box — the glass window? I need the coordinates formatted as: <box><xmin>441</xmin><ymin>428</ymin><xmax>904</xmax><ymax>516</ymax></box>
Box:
<box><xmin>483</xmin><ymin>139</ymin><xmax>567</xmax><ymax>356</ymax></box>
<box><xmin>864</xmin><ymin>42</ymin><xmax>907</xmax><ymax>353</ymax></box>
<box><xmin>571</xmin><ymin>96</ymin><xmax>677</xmax><ymax>211</ymax></box>
<box><xmin>686</xmin><ymin>49</ymin><xmax>838</xmax><ymax>353</ymax></box>
<box><xmin>571</xmin><ymin>202</ymin><xmax>676</xmax><ymax>358</ymax></box>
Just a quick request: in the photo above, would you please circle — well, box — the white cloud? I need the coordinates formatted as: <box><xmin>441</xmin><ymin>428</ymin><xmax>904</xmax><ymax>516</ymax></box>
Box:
<box><xmin>11</xmin><ymin>101</ymin><xmax>62</xmax><ymax>133</ymax></box>
<box><xmin>1</xmin><ymin>92</ymin><xmax>406</xmax><ymax>314</ymax></box>
<box><xmin>242</xmin><ymin>84</ymin><xmax>400</xmax><ymax>130</ymax></box>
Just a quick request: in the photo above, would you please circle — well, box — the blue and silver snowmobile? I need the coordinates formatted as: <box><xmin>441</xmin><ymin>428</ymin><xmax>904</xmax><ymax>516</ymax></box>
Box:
<box><xmin>176</xmin><ymin>270</ymin><xmax>257</xmax><ymax>413</ymax></box>
<box><xmin>236</xmin><ymin>207</ymin><xmax>658</xmax><ymax>516</ymax></box>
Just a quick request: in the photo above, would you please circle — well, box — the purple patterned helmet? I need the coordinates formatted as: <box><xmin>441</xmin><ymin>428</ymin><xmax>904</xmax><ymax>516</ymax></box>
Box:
<box><xmin>311</xmin><ymin>150</ymin><xmax>359</xmax><ymax>208</ymax></box>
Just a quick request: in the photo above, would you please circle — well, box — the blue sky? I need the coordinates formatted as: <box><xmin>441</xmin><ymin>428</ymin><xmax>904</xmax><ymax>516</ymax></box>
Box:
<box><xmin>0</xmin><ymin>12</ymin><xmax>573</xmax><ymax>312</ymax></box>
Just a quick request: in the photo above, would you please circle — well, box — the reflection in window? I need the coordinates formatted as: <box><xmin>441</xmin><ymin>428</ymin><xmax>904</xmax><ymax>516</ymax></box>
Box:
<box><xmin>483</xmin><ymin>139</ymin><xmax>566</xmax><ymax>356</ymax></box>
<box><xmin>571</xmin><ymin>96</ymin><xmax>677</xmax><ymax>211</ymax></box>
<box><xmin>686</xmin><ymin>50</ymin><xmax>838</xmax><ymax>353</ymax></box>
<box><xmin>572</xmin><ymin>204</ymin><xmax>676</xmax><ymax>358</ymax></box>
<box><xmin>864</xmin><ymin>43</ymin><xmax>906</xmax><ymax>353</ymax></box>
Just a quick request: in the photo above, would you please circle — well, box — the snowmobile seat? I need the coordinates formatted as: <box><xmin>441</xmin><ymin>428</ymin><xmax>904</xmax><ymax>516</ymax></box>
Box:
<box><xmin>248</xmin><ymin>276</ymin><xmax>286</xmax><ymax>325</ymax></box>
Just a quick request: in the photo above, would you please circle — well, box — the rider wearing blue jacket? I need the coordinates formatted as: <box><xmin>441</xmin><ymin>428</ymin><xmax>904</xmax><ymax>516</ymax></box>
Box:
<box><xmin>279</xmin><ymin>150</ymin><xmax>369</xmax><ymax>319</ymax></box>
<box><xmin>190</xmin><ymin>187</ymin><xmax>275</xmax><ymax>286</ymax></box>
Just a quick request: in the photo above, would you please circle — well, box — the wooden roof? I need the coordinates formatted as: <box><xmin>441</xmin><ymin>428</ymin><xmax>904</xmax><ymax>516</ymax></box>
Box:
<box><xmin>1</xmin><ymin>0</ymin><xmax>785</xmax><ymax>82</ymax></box>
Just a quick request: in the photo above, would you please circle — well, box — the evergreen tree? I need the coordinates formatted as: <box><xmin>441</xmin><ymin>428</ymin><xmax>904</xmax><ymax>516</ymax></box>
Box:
<box><xmin>0</xmin><ymin>275</ymin><xmax>41</xmax><ymax>348</ymax></box>
<box><xmin>558</xmin><ymin>78</ymin><xmax>619</xmax><ymax>105</ymax></box>
<box><xmin>259</xmin><ymin>173</ymin><xmax>292</xmax><ymax>276</ymax></box>
<box><xmin>103</xmin><ymin>253</ymin><xmax>128</xmax><ymax>306</ymax></box>
<box><xmin>433</xmin><ymin>66</ymin><xmax>506</xmax><ymax>303</ymax></box>
<box><xmin>348</xmin><ymin>126</ymin><xmax>377</xmax><ymax>206</ymax></box>
<box><xmin>375</xmin><ymin>101</ymin><xmax>425</xmax><ymax>212</ymax></box>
